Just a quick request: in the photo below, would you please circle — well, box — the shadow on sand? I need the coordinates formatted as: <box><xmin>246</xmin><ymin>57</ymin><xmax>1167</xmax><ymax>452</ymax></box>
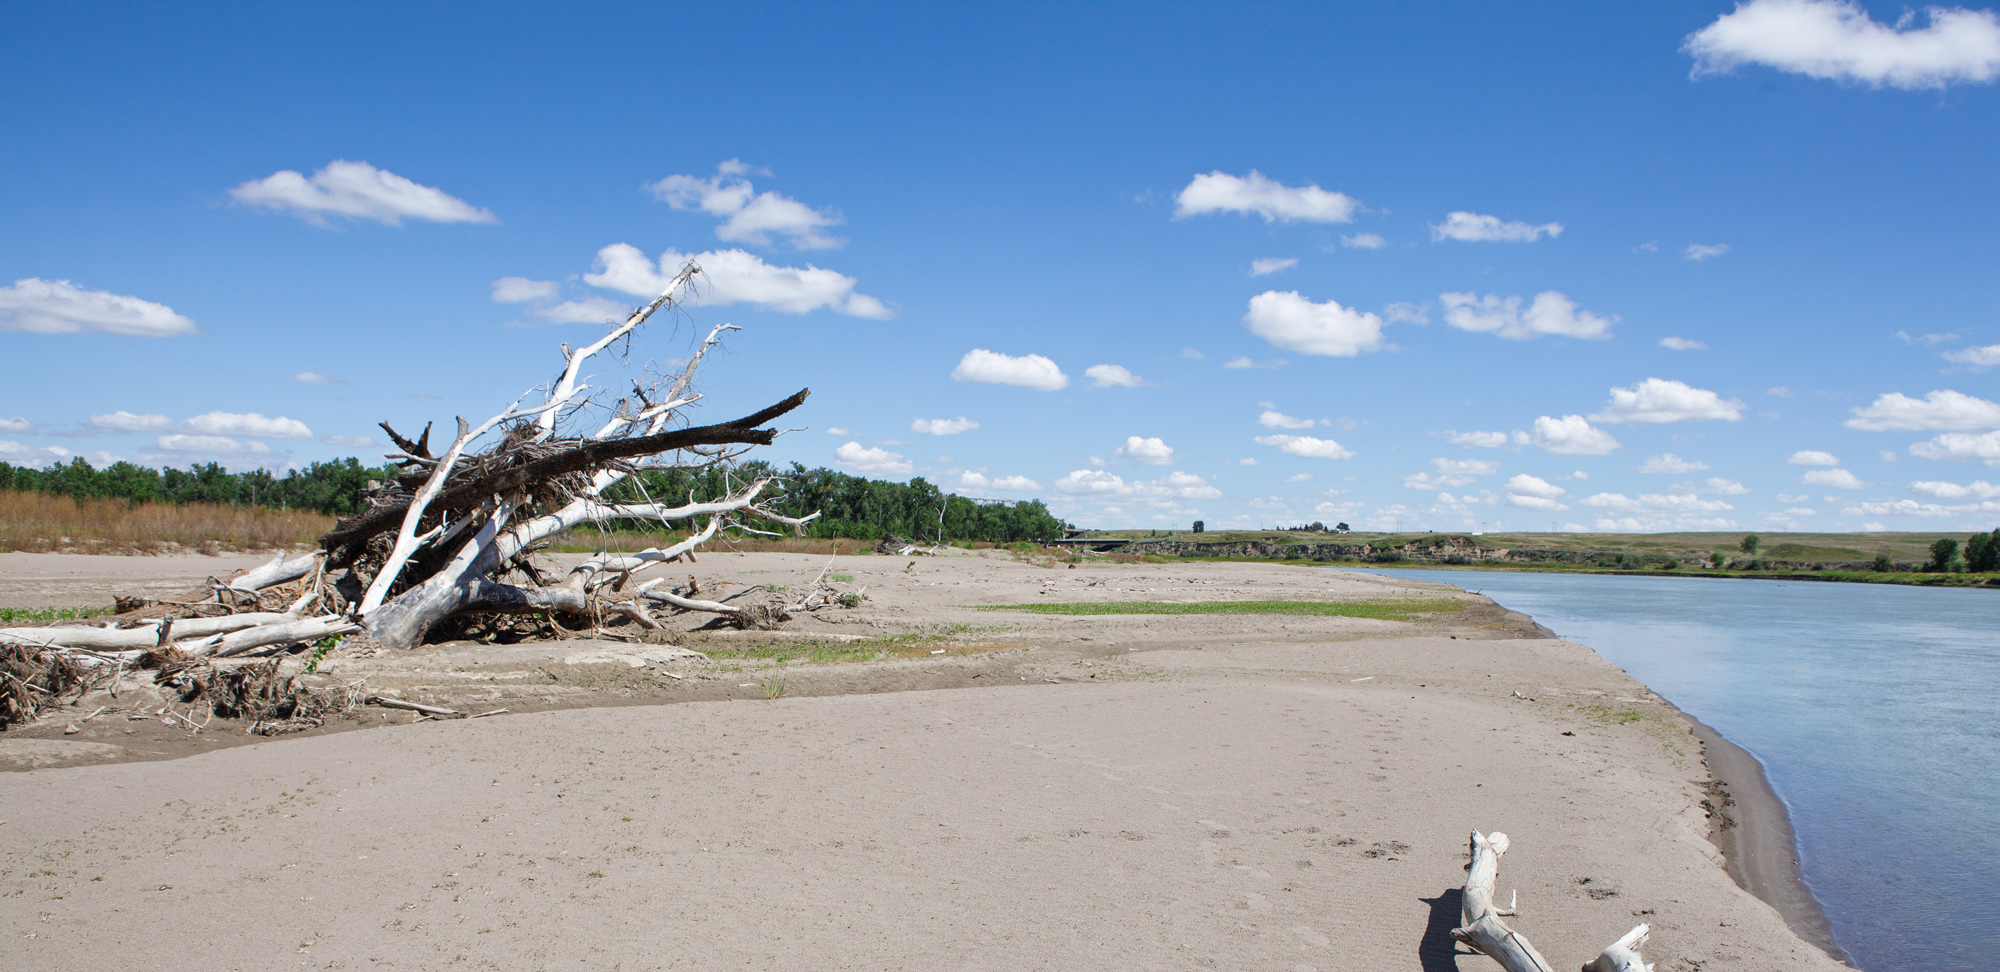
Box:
<box><xmin>1419</xmin><ymin>888</ymin><xmax>1473</xmax><ymax>972</ymax></box>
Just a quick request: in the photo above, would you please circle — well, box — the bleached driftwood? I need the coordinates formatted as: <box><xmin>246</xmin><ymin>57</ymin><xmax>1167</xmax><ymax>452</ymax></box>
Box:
<box><xmin>207</xmin><ymin>615</ymin><xmax>360</xmax><ymax>658</ymax></box>
<box><xmin>1582</xmin><ymin>925</ymin><xmax>1654</xmax><ymax>972</ymax></box>
<box><xmin>0</xmin><ymin>612</ymin><xmax>301</xmax><ymax>650</ymax></box>
<box><xmin>226</xmin><ymin>551</ymin><xmax>322</xmax><ymax>592</ymax></box>
<box><xmin>1450</xmin><ymin>830</ymin><xmax>1653</xmax><ymax>972</ymax></box>
<box><xmin>333</xmin><ymin>260</ymin><xmax>817</xmax><ymax>651</ymax></box>
<box><xmin>367</xmin><ymin>695</ymin><xmax>461</xmax><ymax>717</ymax></box>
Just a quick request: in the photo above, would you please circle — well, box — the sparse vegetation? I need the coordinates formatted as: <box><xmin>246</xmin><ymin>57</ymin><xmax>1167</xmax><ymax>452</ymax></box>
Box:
<box><xmin>979</xmin><ymin>598</ymin><xmax>1464</xmax><ymax>620</ymax></box>
<box><xmin>0</xmin><ymin>606</ymin><xmax>114</xmax><ymax>624</ymax></box>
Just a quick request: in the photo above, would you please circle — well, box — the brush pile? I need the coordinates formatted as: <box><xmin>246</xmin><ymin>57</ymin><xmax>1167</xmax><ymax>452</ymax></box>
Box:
<box><xmin>0</xmin><ymin>261</ymin><xmax>833</xmax><ymax>730</ymax></box>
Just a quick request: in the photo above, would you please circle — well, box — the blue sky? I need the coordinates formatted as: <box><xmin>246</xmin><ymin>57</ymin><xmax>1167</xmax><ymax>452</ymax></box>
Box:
<box><xmin>3</xmin><ymin>1</ymin><xmax>1999</xmax><ymax>532</ymax></box>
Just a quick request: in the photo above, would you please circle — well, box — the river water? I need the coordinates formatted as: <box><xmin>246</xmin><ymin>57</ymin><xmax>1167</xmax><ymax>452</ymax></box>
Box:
<box><xmin>1362</xmin><ymin>568</ymin><xmax>1998</xmax><ymax>972</ymax></box>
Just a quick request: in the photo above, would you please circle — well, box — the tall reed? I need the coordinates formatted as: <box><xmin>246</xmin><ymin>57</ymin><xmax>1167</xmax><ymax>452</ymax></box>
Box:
<box><xmin>0</xmin><ymin>490</ymin><xmax>333</xmax><ymax>553</ymax></box>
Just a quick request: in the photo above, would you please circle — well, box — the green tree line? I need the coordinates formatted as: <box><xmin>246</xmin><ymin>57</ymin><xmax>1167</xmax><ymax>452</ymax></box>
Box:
<box><xmin>0</xmin><ymin>457</ymin><xmax>398</xmax><ymax>517</ymax></box>
<box><xmin>1</xmin><ymin>456</ymin><xmax>1070</xmax><ymax>544</ymax></box>
<box><xmin>603</xmin><ymin>461</ymin><xmax>1068</xmax><ymax>543</ymax></box>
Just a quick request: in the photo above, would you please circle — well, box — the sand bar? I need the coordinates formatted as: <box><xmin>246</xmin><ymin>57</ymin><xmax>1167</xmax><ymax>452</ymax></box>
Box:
<box><xmin>0</xmin><ymin>551</ymin><xmax>1847</xmax><ymax>970</ymax></box>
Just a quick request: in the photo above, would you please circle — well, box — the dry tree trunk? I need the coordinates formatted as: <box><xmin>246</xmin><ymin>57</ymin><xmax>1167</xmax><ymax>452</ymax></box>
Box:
<box><xmin>1451</xmin><ymin>831</ymin><xmax>1654</xmax><ymax>972</ymax></box>
<box><xmin>54</xmin><ymin>259</ymin><xmax>817</xmax><ymax>666</ymax></box>
<box><xmin>330</xmin><ymin>261</ymin><xmax>817</xmax><ymax>650</ymax></box>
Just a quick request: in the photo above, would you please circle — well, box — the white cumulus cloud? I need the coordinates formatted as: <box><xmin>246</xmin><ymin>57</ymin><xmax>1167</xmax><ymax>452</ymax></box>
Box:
<box><xmin>1406</xmin><ymin>472</ymin><xmax>1476</xmax><ymax>491</ymax></box>
<box><xmin>1840</xmin><ymin>498</ymin><xmax>1962</xmax><ymax>517</ymax></box>
<box><xmin>1683</xmin><ymin>0</ymin><xmax>2000</xmax><ymax>90</ymax></box>
<box><xmin>1659</xmin><ymin>336</ymin><xmax>1708</xmax><ymax>351</ymax></box>
<box><xmin>951</xmin><ymin>349</ymin><xmax>1068</xmax><ymax>391</ymax></box>
<box><xmin>1943</xmin><ymin>344</ymin><xmax>2000</xmax><ymax>369</ymax></box>
<box><xmin>155</xmin><ymin>434</ymin><xmax>273</xmax><ymax>456</ymax></box>
<box><xmin>1222</xmin><ymin>356</ymin><xmax>1286</xmax><ymax>369</ymax></box>
<box><xmin>1684</xmin><ymin>243</ymin><xmax>1731</xmax><ymax>261</ymax></box>
<box><xmin>1084</xmin><ymin>364</ymin><xmax>1143</xmax><ymax>388</ymax></box>
<box><xmin>1341</xmin><ymin>233</ymin><xmax>1388</xmax><ymax>249</ymax></box>
<box><xmin>1052</xmin><ymin>469</ymin><xmax>1221</xmax><ymax>504</ymax></box>
<box><xmin>1244</xmin><ymin>291</ymin><xmax>1386</xmax><ymax>357</ymax></box>
<box><xmin>1909</xmin><ymin>479</ymin><xmax>2000</xmax><ymax>499</ymax></box>
<box><xmin>584</xmin><ymin>244</ymin><xmax>891</xmax><ymax>318</ymax></box>
<box><xmin>230</xmin><ymin>160</ymin><xmax>496</xmax><ymax>226</ymax></box>
<box><xmin>1802</xmin><ymin>468</ymin><xmax>1868</xmax><ymax>489</ymax></box>
<box><xmin>833</xmin><ymin>441</ymin><xmax>912</xmax><ymax>476</ymax></box>
<box><xmin>1910</xmin><ymin>429</ymin><xmax>2000</xmax><ymax>465</ymax></box>
<box><xmin>646</xmin><ymin>160</ymin><xmax>843</xmax><ymax>250</ymax></box>
<box><xmin>0</xmin><ymin>441</ymin><xmax>76</xmax><ymax>465</ymax></box>
<box><xmin>1505</xmin><ymin>474</ymin><xmax>1570</xmax><ymax>510</ymax></box>
<box><xmin>1430</xmin><ymin>211</ymin><xmax>1563</xmax><ymax>243</ymax></box>
<box><xmin>1787</xmin><ymin>450</ymin><xmax>1841</xmax><ymax>466</ymax></box>
<box><xmin>1846</xmin><ymin>389</ymin><xmax>2000</xmax><ymax>431</ymax></box>
<box><xmin>1160</xmin><ymin>471</ymin><xmax>1224</xmax><ymax>499</ymax></box>
<box><xmin>911</xmin><ymin>417</ymin><xmax>979</xmax><ymax>436</ymax></box>
<box><xmin>0</xmin><ymin>278</ymin><xmax>197</xmax><ymax>337</ymax></box>
<box><xmin>180</xmin><ymin>411</ymin><xmax>315</xmax><ymax>439</ymax></box>
<box><xmin>1447</xmin><ymin>430</ymin><xmax>1511</xmax><ymax>449</ymax></box>
<box><xmin>950</xmin><ymin>471</ymin><xmax>1041</xmax><ymax>493</ymax></box>
<box><xmin>1258</xmin><ymin>410</ymin><xmax>1316</xmax><ymax>430</ymax></box>
<box><xmin>1582</xmin><ymin>492</ymin><xmax>1735</xmax><ymax>514</ymax></box>
<box><xmin>89</xmin><ymin>411</ymin><xmax>173</xmax><ymax>432</ymax></box>
<box><xmin>1254</xmin><ymin>434</ymin><xmax>1355</xmax><ymax>459</ymax></box>
<box><xmin>291</xmin><ymin>371</ymin><xmax>345</xmax><ymax>384</ymax></box>
<box><xmin>1054</xmin><ymin>469</ymin><xmax>1131</xmax><ymax>496</ymax></box>
<box><xmin>1526</xmin><ymin>415</ymin><xmax>1620</xmax><ymax>455</ymax></box>
<box><xmin>1696</xmin><ymin>477</ymin><xmax>1751</xmax><ymax>495</ymax></box>
<box><xmin>1439</xmin><ymin>291</ymin><xmax>1616</xmax><ymax>341</ymax></box>
<box><xmin>527</xmin><ymin>297</ymin><xmax>633</xmax><ymax>326</ymax></box>
<box><xmin>1434</xmin><ymin>457</ymin><xmax>1498</xmax><ymax>475</ymax></box>
<box><xmin>1592</xmin><ymin>378</ymin><xmax>1744</xmax><ymax>424</ymax></box>
<box><xmin>1249</xmin><ymin>257</ymin><xmax>1297</xmax><ymax>277</ymax></box>
<box><xmin>1637</xmin><ymin>453</ymin><xmax>1710</xmax><ymax>474</ymax></box>
<box><xmin>1173</xmin><ymin>170</ymin><xmax>1358</xmax><ymax>223</ymax></box>
<box><xmin>0</xmin><ymin>417</ymin><xmax>31</xmax><ymax>433</ymax></box>
<box><xmin>491</xmin><ymin>277</ymin><xmax>559</xmax><ymax>303</ymax></box>
<box><xmin>1117</xmin><ymin>436</ymin><xmax>1176</xmax><ymax>465</ymax></box>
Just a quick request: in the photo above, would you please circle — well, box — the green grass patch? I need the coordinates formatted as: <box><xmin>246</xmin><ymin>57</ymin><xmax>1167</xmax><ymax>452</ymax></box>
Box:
<box><xmin>0</xmin><ymin>606</ymin><xmax>113</xmax><ymax>624</ymax></box>
<box><xmin>696</xmin><ymin>634</ymin><xmax>1019</xmax><ymax>667</ymax></box>
<box><xmin>977</xmin><ymin>598</ymin><xmax>1463</xmax><ymax>620</ymax></box>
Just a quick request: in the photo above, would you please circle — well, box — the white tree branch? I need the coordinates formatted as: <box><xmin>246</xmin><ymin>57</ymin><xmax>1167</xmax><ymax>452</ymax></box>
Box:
<box><xmin>541</xmin><ymin>262</ymin><xmax>702</xmax><ymax>437</ymax></box>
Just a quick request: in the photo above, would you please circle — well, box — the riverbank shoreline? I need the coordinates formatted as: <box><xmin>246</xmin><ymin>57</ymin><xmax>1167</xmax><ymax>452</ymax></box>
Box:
<box><xmin>1680</xmin><ymin>710</ymin><xmax>1850</xmax><ymax>963</ymax></box>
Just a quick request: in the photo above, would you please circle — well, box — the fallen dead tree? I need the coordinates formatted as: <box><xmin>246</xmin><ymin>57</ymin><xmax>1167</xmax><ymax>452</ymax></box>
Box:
<box><xmin>1452</xmin><ymin>830</ymin><xmax>1656</xmax><ymax>972</ymax></box>
<box><xmin>1</xmin><ymin>259</ymin><xmax>839</xmax><ymax>731</ymax></box>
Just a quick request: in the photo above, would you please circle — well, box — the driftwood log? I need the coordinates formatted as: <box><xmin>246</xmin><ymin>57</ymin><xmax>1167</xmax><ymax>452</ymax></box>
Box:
<box><xmin>1452</xmin><ymin>830</ymin><xmax>1655</xmax><ymax>972</ymax></box>
<box><xmin>14</xmin><ymin>257</ymin><xmax>822</xmax><ymax>692</ymax></box>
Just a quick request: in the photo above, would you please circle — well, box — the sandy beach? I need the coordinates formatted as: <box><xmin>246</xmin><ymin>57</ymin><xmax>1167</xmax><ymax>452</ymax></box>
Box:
<box><xmin>0</xmin><ymin>550</ymin><xmax>1848</xmax><ymax>970</ymax></box>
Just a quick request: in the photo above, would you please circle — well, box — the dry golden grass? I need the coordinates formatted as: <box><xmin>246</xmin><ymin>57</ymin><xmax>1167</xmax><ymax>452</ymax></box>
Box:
<box><xmin>0</xmin><ymin>490</ymin><xmax>333</xmax><ymax>554</ymax></box>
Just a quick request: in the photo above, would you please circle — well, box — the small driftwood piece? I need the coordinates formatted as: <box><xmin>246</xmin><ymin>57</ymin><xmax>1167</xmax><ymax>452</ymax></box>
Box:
<box><xmin>227</xmin><ymin>551</ymin><xmax>323</xmax><ymax>592</ymax></box>
<box><xmin>1582</xmin><ymin>925</ymin><xmax>1654</xmax><ymax>972</ymax></box>
<box><xmin>1451</xmin><ymin>830</ymin><xmax>1654</xmax><ymax>972</ymax></box>
<box><xmin>367</xmin><ymin>695</ymin><xmax>461</xmax><ymax>718</ymax></box>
